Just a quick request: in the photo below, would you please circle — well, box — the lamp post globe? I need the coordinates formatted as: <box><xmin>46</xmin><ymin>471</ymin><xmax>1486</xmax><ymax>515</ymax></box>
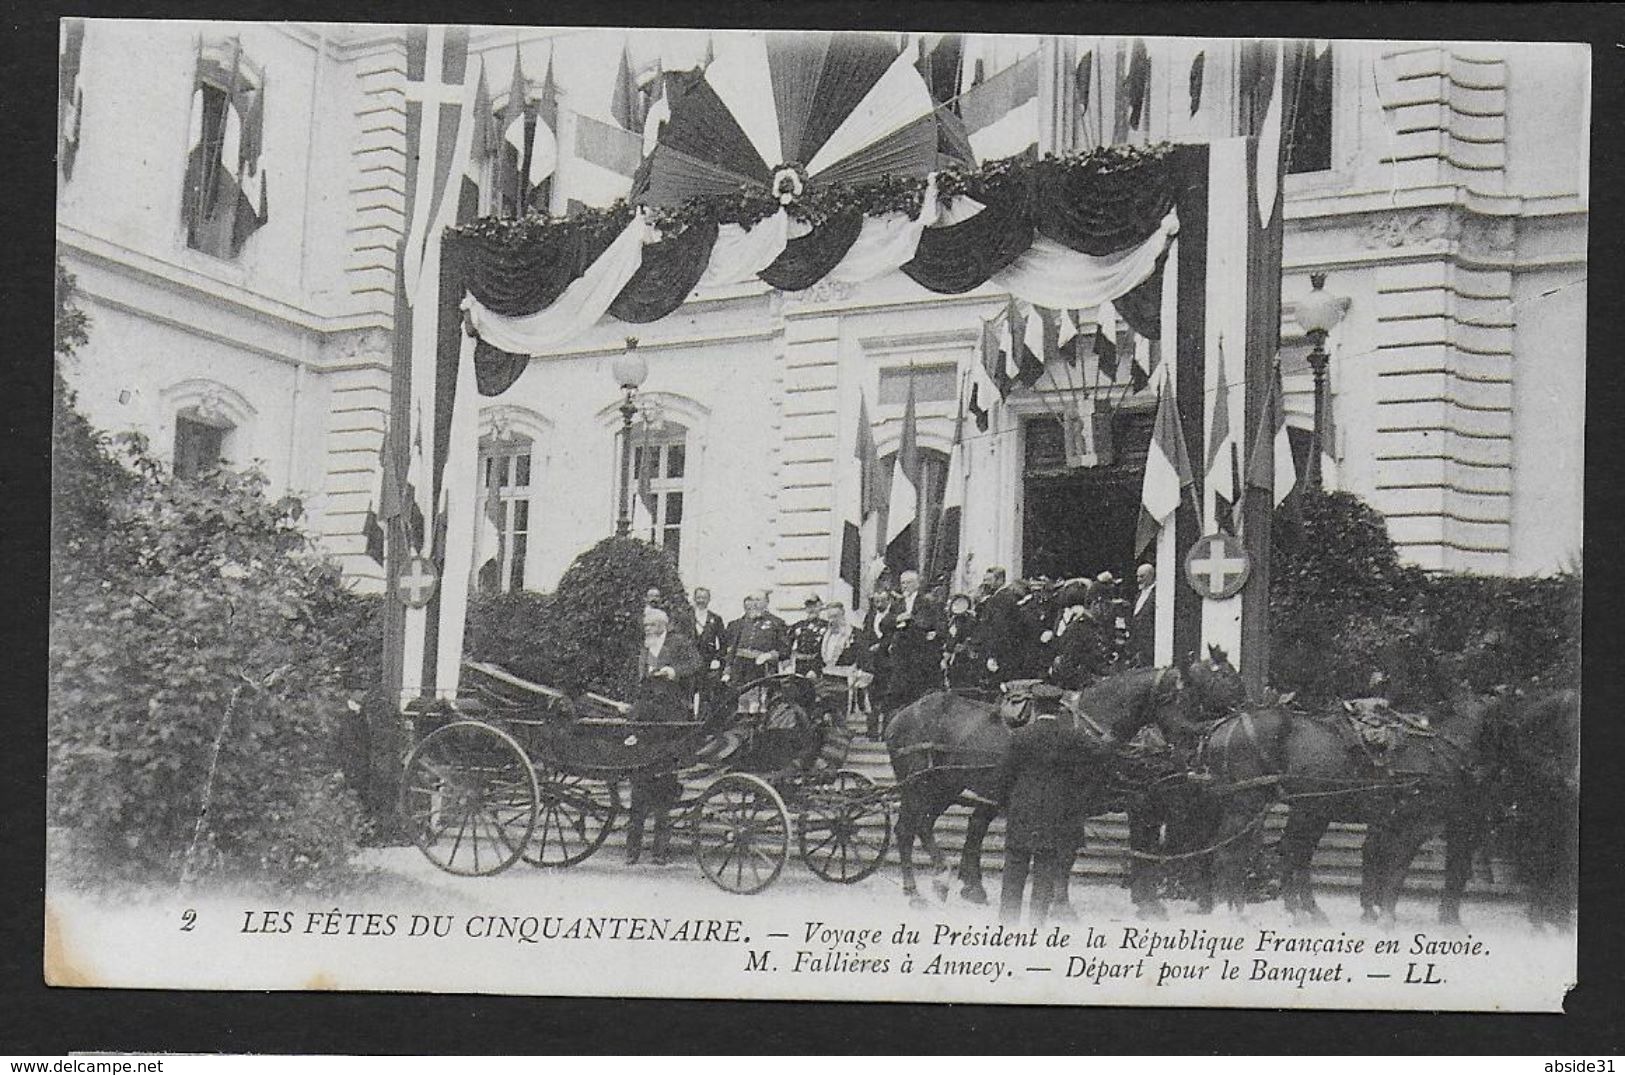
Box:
<box><xmin>1293</xmin><ymin>273</ymin><xmax>1348</xmax><ymax>490</ymax></box>
<box><xmin>612</xmin><ymin>339</ymin><xmax>647</xmax><ymax>537</ymax></box>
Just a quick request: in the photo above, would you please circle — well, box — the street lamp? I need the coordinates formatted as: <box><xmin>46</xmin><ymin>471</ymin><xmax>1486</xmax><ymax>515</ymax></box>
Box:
<box><xmin>1293</xmin><ymin>273</ymin><xmax>1349</xmax><ymax>490</ymax></box>
<box><xmin>611</xmin><ymin>337</ymin><xmax>648</xmax><ymax>537</ymax></box>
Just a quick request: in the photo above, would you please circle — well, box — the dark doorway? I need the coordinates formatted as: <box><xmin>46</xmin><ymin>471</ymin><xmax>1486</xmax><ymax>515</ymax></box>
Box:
<box><xmin>1021</xmin><ymin>409</ymin><xmax>1153</xmax><ymax>581</ymax></box>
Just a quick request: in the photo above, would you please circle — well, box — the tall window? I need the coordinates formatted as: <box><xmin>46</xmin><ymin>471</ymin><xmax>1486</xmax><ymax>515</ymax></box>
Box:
<box><xmin>182</xmin><ymin>41</ymin><xmax>267</xmax><ymax>258</ymax></box>
<box><xmin>624</xmin><ymin>426</ymin><xmax>687</xmax><ymax>562</ymax></box>
<box><xmin>477</xmin><ymin>441</ymin><xmax>533</xmax><ymax>593</ymax></box>
<box><xmin>173</xmin><ymin>414</ymin><xmax>228</xmax><ymax>479</ymax></box>
<box><xmin>1287</xmin><ymin>46</ymin><xmax>1334</xmax><ymax>175</ymax></box>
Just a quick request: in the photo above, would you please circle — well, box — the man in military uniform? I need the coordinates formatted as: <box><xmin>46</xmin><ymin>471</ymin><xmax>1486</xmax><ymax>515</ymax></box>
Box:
<box><xmin>724</xmin><ymin>590</ymin><xmax>789</xmax><ymax>694</ymax></box>
<box><xmin>788</xmin><ymin>595</ymin><xmax>828</xmax><ymax>675</ymax></box>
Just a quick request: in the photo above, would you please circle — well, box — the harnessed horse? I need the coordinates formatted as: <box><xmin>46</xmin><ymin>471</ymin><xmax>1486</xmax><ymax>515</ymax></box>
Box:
<box><xmin>882</xmin><ymin>651</ymin><xmax>1246</xmax><ymax>909</ymax></box>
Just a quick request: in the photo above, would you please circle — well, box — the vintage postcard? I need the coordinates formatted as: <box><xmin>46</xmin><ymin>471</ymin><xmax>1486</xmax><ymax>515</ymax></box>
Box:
<box><xmin>48</xmin><ymin>20</ymin><xmax>1583</xmax><ymax>1012</ymax></box>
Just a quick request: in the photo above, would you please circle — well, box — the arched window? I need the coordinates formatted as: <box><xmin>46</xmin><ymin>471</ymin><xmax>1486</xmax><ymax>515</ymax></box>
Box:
<box><xmin>173</xmin><ymin>410</ymin><xmax>231</xmax><ymax>480</ymax></box>
<box><xmin>476</xmin><ymin>436</ymin><xmax>534</xmax><ymax>593</ymax></box>
<box><xmin>162</xmin><ymin>379</ymin><xmax>255</xmax><ymax>479</ymax></box>
<box><xmin>622</xmin><ymin>421</ymin><xmax>688</xmax><ymax>562</ymax></box>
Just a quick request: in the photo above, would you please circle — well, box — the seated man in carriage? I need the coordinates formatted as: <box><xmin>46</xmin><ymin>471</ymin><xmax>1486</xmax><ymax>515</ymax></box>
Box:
<box><xmin>814</xmin><ymin>600</ymin><xmax>877</xmax><ymax>737</ymax></box>
<box><xmin>625</xmin><ymin>607</ymin><xmax>702</xmax><ymax>866</ymax></box>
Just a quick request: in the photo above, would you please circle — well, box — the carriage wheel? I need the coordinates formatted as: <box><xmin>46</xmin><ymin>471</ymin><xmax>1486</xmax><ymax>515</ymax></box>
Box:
<box><xmin>691</xmin><ymin>773</ymin><xmax>791</xmax><ymax>895</ymax></box>
<box><xmin>400</xmin><ymin>720</ymin><xmax>538</xmax><ymax>877</ymax></box>
<box><xmin>799</xmin><ymin>769</ymin><xmax>892</xmax><ymax>884</ymax></box>
<box><xmin>522</xmin><ymin>769</ymin><xmax>620</xmax><ymax>867</ymax></box>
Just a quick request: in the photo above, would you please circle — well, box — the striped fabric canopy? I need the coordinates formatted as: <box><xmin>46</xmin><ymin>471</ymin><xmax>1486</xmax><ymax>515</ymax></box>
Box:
<box><xmin>636</xmin><ymin>32</ymin><xmax>940</xmax><ymax>209</ymax></box>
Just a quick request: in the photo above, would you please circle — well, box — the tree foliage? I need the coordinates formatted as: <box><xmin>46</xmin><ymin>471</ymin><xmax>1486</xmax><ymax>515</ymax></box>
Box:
<box><xmin>1269</xmin><ymin>490</ymin><xmax>1580</xmax><ymax>704</ymax></box>
<box><xmin>464</xmin><ymin>537</ymin><xmax>684</xmax><ymax>698</ymax></box>
<box><xmin>49</xmin><ymin>263</ymin><xmax>373</xmax><ymax>887</ymax></box>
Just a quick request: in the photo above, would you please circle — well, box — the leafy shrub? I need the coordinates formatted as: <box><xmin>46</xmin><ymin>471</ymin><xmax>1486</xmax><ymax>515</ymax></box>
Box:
<box><xmin>49</xmin><ymin>464</ymin><xmax>369</xmax><ymax>887</ymax></box>
<box><xmin>464</xmin><ymin>536</ymin><xmax>684</xmax><ymax>699</ymax></box>
<box><xmin>1269</xmin><ymin>490</ymin><xmax>1579</xmax><ymax>702</ymax></box>
<box><xmin>49</xmin><ymin>263</ymin><xmax>370</xmax><ymax>887</ymax></box>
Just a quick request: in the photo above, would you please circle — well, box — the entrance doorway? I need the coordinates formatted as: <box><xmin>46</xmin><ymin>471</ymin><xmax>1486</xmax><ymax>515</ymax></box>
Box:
<box><xmin>1021</xmin><ymin>409</ymin><xmax>1154</xmax><ymax>581</ymax></box>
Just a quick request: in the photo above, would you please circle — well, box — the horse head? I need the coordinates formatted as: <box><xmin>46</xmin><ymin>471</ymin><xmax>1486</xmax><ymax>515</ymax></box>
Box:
<box><xmin>1188</xmin><ymin>647</ymin><xmax>1249</xmax><ymax>718</ymax></box>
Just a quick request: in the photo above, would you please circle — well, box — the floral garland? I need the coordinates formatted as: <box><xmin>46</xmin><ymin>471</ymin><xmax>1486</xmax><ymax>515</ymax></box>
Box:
<box><xmin>446</xmin><ymin>142</ymin><xmax>1175</xmax><ymax>248</ymax></box>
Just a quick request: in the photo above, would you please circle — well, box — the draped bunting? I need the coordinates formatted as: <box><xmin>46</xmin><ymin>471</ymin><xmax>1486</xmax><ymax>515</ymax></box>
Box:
<box><xmin>759</xmin><ymin>211</ymin><xmax>863</xmax><ymax>290</ymax></box>
<box><xmin>990</xmin><ymin>211</ymin><xmax>1178</xmax><ymax>311</ymax></box>
<box><xmin>1028</xmin><ymin>152</ymin><xmax>1179</xmax><ymax>255</ymax></box>
<box><xmin>902</xmin><ymin>195</ymin><xmax>1032</xmax><ymax>293</ymax></box>
<box><xmin>698</xmin><ymin>209</ymin><xmax>790</xmax><ymax>288</ymax></box>
<box><xmin>448</xmin><ymin>222</ymin><xmax>621</xmax><ymax>317</ymax></box>
<box><xmin>822</xmin><ymin>173</ymin><xmax>940</xmax><ymax>283</ymax></box>
<box><xmin>454</xmin><ymin>144</ymin><xmax>1186</xmax><ymax>376</ymax></box>
<box><xmin>607</xmin><ymin>215</ymin><xmax>720</xmax><ymax>323</ymax></box>
<box><xmin>462</xmin><ymin>213</ymin><xmax>652</xmax><ymax>354</ymax></box>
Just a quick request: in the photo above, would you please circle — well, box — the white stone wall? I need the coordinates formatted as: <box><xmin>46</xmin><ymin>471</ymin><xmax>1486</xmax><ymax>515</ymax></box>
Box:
<box><xmin>57</xmin><ymin>27</ymin><xmax>1588</xmax><ymax>597</ymax></box>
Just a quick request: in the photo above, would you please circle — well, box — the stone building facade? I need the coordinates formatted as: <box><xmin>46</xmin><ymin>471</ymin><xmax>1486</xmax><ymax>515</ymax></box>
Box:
<box><xmin>57</xmin><ymin>24</ymin><xmax>1587</xmax><ymax>624</ymax></box>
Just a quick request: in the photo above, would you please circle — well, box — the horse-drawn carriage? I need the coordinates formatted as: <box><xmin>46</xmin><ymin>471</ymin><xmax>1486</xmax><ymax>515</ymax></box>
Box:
<box><xmin>398</xmin><ymin>661</ymin><xmax>893</xmax><ymax>894</ymax></box>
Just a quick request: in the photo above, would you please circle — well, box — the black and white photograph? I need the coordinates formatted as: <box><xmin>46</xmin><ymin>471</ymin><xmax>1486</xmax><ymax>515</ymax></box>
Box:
<box><xmin>45</xmin><ymin>18</ymin><xmax>1587</xmax><ymax>1014</ymax></box>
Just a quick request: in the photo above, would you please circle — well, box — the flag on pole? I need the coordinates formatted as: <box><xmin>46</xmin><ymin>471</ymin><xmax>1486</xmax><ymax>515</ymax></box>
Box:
<box><xmin>933</xmin><ymin>383</ymin><xmax>968</xmax><ymax>584</ymax></box>
<box><xmin>1245</xmin><ymin>365</ymin><xmax>1297</xmax><ymax>507</ymax></box>
<box><xmin>532</xmin><ymin>54</ymin><xmax>559</xmax><ymax>193</ymax></box>
<box><xmin>1094</xmin><ymin>302</ymin><xmax>1119</xmax><ymax>381</ymax></box>
<box><xmin>642</xmin><ymin>61</ymin><xmax>672</xmax><ymax>155</ymax></box>
<box><xmin>499</xmin><ymin>47</ymin><xmax>530</xmax><ymax>214</ymax></box>
<box><xmin>610</xmin><ymin>41</ymin><xmax>643</xmax><ymax>133</ymax></box>
<box><xmin>1124</xmin><ymin>38</ymin><xmax>1152</xmax><ymax>129</ymax></box>
<box><xmin>1208</xmin><ymin>344</ymin><xmax>1236</xmax><ymax>529</ymax></box>
<box><xmin>181</xmin><ymin>37</ymin><xmax>269</xmax><ymax>257</ymax></box>
<box><xmin>1321</xmin><ymin>386</ymin><xmax>1339</xmax><ymax>489</ymax></box>
<box><xmin>1017</xmin><ymin>303</ymin><xmax>1048</xmax><ymax>387</ymax></box>
<box><xmin>885</xmin><ymin>373</ymin><xmax>922</xmax><ymax>565</ymax></box>
<box><xmin>841</xmin><ymin>393</ymin><xmax>884</xmax><ymax>605</ymax></box>
<box><xmin>1136</xmin><ymin>376</ymin><xmax>1195</xmax><ymax>556</ymax></box>
<box><xmin>389</xmin><ymin>25</ymin><xmax>484</xmax><ymax>700</ymax></box>
<box><xmin>477</xmin><ymin>459</ymin><xmax>504</xmax><ymax>578</ymax></box>
<box><xmin>1189</xmin><ymin>50</ymin><xmax>1206</xmax><ymax>116</ymax></box>
<box><xmin>1056</xmin><ymin>308</ymin><xmax>1081</xmax><ymax>366</ymax></box>
<box><xmin>59</xmin><ymin>19</ymin><xmax>86</xmax><ymax>180</ymax></box>
<box><xmin>1256</xmin><ymin>38</ymin><xmax>1285</xmax><ymax>226</ymax></box>
<box><xmin>968</xmin><ymin>381</ymin><xmax>990</xmax><ymax>432</ymax></box>
<box><xmin>980</xmin><ymin>316</ymin><xmax>1011</xmax><ymax>399</ymax></box>
<box><xmin>999</xmin><ymin>302</ymin><xmax>1022</xmax><ymax>383</ymax></box>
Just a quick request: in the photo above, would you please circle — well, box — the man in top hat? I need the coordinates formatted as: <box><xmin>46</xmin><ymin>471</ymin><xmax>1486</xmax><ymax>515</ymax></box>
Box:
<box><xmin>688</xmin><ymin>586</ymin><xmax>727</xmax><ymax>678</ymax></box>
<box><xmin>975</xmin><ymin>567</ymin><xmax>1032</xmax><ymax>685</ymax></box>
<box><xmin>788</xmin><ymin>595</ymin><xmax>829</xmax><ymax>676</ymax></box>
<box><xmin>879</xmin><ymin>569</ymin><xmax>944</xmax><ymax>709</ymax></box>
<box><xmin>625</xmin><ymin>606</ymin><xmax>702</xmax><ymax>865</ymax></box>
